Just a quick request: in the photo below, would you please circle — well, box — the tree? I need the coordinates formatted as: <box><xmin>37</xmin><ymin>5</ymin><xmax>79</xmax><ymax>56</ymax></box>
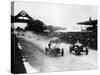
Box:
<box><xmin>25</xmin><ymin>20</ymin><xmax>47</xmax><ymax>34</ymax></box>
<box><xmin>16</xmin><ymin>27</ymin><xmax>24</xmax><ymax>31</ymax></box>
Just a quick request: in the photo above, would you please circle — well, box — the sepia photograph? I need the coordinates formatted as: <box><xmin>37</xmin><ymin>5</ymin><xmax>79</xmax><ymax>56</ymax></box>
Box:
<box><xmin>11</xmin><ymin>1</ymin><xmax>98</xmax><ymax>74</ymax></box>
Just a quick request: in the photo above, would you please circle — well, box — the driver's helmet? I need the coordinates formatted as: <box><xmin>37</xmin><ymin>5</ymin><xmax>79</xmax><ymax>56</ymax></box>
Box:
<box><xmin>76</xmin><ymin>40</ymin><xmax>80</xmax><ymax>43</ymax></box>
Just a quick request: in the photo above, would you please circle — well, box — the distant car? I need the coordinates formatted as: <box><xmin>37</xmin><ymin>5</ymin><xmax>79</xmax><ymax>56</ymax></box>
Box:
<box><xmin>45</xmin><ymin>40</ymin><xmax>64</xmax><ymax>56</ymax></box>
<box><xmin>69</xmin><ymin>44</ymin><xmax>88</xmax><ymax>55</ymax></box>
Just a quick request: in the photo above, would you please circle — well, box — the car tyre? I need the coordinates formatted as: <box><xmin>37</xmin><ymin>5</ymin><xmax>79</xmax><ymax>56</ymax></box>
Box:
<box><xmin>70</xmin><ymin>46</ymin><xmax>73</xmax><ymax>54</ymax></box>
<box><xmin>45</xmin><ymin>48</ymin><xmax>49</xmax><ymax>55</ymax></box>
<box><xmin>85</xmin><ymin>48</ymin><xmax>88</xmax><ymax>55</ymax></box>
<box><xmin>61</xmin><ymin>48</ymin><xmax>64</xmax><ymax>56</ymax></box>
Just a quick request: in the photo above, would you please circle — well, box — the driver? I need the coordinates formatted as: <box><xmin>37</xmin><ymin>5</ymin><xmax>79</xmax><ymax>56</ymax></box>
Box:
<box><xmin>74</xmin><ymin>40</ymin><xmax>83</xmax><ymax>46</ymax></box>
<box><xmin>48</xmin><ymin>41</ymin><xmax>59</xmax><ymax>50</ymax></box>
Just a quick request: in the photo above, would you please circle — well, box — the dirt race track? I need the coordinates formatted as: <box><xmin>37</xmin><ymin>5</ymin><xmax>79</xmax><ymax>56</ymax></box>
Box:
<box><xmin>17</xmin><ymin>32</ymin><xmax>98</xmax><ymax>73</ymax></box>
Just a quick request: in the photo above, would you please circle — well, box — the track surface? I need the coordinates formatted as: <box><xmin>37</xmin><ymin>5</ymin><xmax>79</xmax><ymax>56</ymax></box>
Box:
<box><xmin>17</xmin><ymin>32</ymin><xmax>98</xmax><ymax>73</ymax></box>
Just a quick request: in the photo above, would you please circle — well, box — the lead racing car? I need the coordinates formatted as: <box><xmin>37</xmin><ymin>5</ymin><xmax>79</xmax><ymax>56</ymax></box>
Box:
<box><xmin>45</xmin><ymin>39</ymin><xmax>64</xmax><ymax>56</ymax></box>
<box><xmin>69</xmin><ymin>42</ymin><xmax>88</xmax><ymax>55</ymax></box>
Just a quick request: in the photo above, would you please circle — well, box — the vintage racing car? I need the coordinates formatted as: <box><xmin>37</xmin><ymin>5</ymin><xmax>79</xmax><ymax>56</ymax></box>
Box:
<box><xmin>45</xmin><ymin>39</ymin><xmax>64</xmax><ymax>56</ymax></box>
<box><xmin>69</xmin><ymin>44</ymin><xmax>88</xmax><ymax>55</ymax></box>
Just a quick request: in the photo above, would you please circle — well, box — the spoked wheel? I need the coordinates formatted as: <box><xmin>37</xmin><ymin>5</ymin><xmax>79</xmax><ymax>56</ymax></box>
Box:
<box><xmin>45</xmin><ymin>48</ymin><xmax>49</xmax><ymax>55</ymax></box>
<box><xmin>85</xmin><ymin>48</ymin><xmax>88</xmax><ymax>55</ymax></box>
<box><xmin>70</xmin><ymin>49</ymin><xmax>72</xmax><ymax>54</ymax></box>
<box><xmin>61</xmin><ymin>48</ymin><xmax>64</xmax><ymax>56</ymax></box>
<box><xmin>70</xmin><ymin>46</ymin><xmax>73</xmax><ymax>54</ymax></box>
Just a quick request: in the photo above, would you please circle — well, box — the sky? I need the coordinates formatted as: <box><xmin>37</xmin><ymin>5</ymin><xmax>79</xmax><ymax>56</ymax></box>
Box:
<box><xmin>13</xmin><ymin>1</ymin><xmax>98</xmax><ymax>32</ymax></box>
